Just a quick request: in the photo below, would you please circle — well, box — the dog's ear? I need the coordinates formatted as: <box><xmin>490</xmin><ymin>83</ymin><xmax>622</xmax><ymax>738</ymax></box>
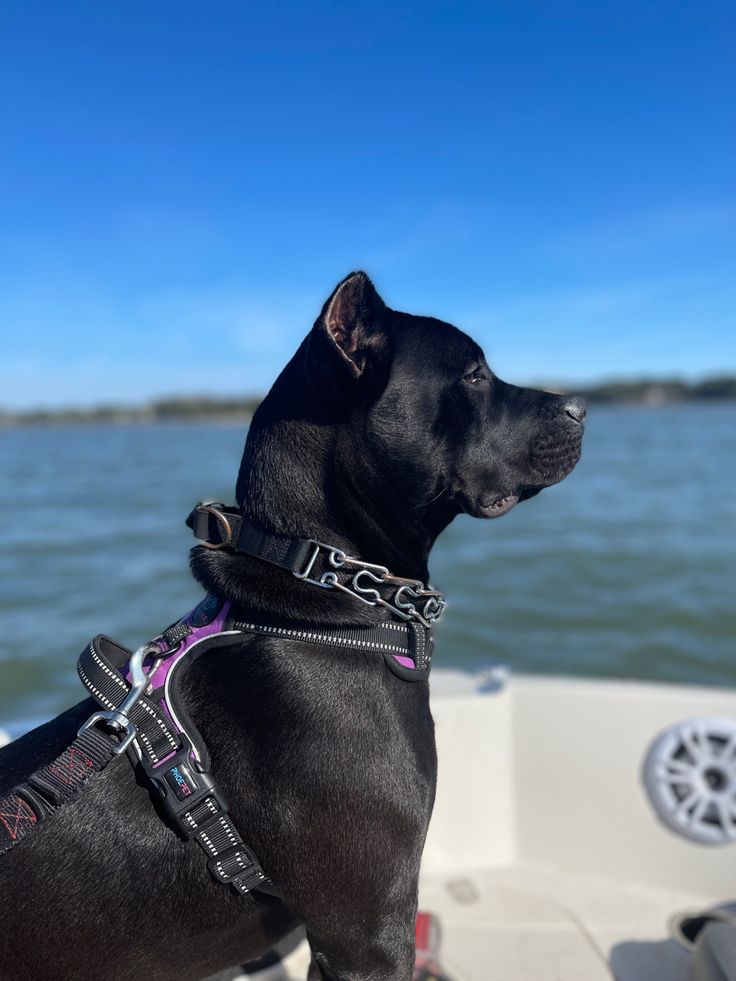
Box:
<box><xmin>315</xmin><ymin>271</ymin><xmax>388</xmax><ymax>379</ymax></box>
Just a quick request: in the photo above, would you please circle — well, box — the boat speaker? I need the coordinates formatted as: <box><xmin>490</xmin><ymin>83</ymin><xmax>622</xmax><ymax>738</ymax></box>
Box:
<box><xmin>644</xmin><ymin>718</ymin><xmax>736</xmax><ymax>845</ymax></box>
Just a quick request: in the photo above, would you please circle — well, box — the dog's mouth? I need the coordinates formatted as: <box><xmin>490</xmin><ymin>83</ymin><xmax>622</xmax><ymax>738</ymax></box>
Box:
<box><xmin>478</xmin><ymin>493</ymin><xmax>520</xmax><ymax>518</ymax></box>
<box><xmin>473</xmin><ymin>484</ymin><xmax>545</xmax><ymax>519</ymax></box>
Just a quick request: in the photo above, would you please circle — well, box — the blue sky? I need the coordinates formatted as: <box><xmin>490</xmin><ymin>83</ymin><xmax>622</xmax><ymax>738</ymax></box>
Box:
<box><xmin>1</xmin><ymin>0</ymin><xmax>734</xmax><ymax>409</ymax></box>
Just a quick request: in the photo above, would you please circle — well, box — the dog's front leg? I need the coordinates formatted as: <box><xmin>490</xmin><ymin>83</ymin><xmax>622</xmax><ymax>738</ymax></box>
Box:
<box><xmin>303</xmin><ymin>902</ymin><xmax>417</xmax><ymax>981</ymax></box>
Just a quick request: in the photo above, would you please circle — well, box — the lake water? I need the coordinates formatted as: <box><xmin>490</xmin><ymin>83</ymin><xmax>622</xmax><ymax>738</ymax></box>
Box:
<box><xmin>0</xmin><ymin>404</ymin><xmax>734</xmax><ymax>731</ymax></box>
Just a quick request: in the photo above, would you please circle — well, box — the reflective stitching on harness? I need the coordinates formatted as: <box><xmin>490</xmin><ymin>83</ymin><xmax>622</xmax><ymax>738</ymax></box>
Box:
<box><xmin>232</xmin><ymin>874</ymin><xmax>264</xmax><ymax>893</ymax></box>
<box><xmin>199</xmin><ymin>815</ymin><xmax>239</xmax><ymax>857</ymax></box>
<box><xmin>136</xmin><ymin>701</ymin><xmax>178</xmax><ymax>750</ymax></box>
<box><xmin>211</xmin><ymin>815</ymin><xmax>238</xmax><ymax>849</ymax></box>
<box><xmin>215</xmin><ymin>851</ymin><xmax>250</xmax><ymax>875</ymax></box>
<box><xmin>135</xmin><ymin>729</ymin><xmax>163</xmax><ymax>765</ymax></box>
<box><xmin>199</xmin><ymin>830</ymin><xmax>219</xmax><ymax>855</ymax></box>
<box><xmin>88</xmin><ymin>642</ymin><xmax>128</xmax><ymax>692</ymax></box>
<box><xmin>183</xmin><ymin>797</ymin><xmax>218</xmax><ymax>832</ymax></box>
<box><xmin>78</xmin><ymin>665</ymin><xmax>116</xmax><ymax>709</ymax></box>
<box><xmin>221</xmin><ymin>817</ymin><xmax>238</xmax><ymax>847</ymax></box>
<box><xmin>235</xmin><ymin>621</ymin><xmax>410</xmax><ymax>655</ymax></box>
<box><xmin>371</xmin><ymin>621</ymin><xmax>406</xmax><ymax>632</ymax></box>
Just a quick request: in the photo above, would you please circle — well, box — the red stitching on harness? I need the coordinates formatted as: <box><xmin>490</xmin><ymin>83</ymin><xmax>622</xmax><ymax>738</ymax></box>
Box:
<box><xmin>48</xmin><ymin>747</ymin><xmax>94</xmax><ymax>786</ymax></box>
<box><xmin>0</xmin><ymin>795</ymin><xmax>37</xmax><ymax>841</ymax></box>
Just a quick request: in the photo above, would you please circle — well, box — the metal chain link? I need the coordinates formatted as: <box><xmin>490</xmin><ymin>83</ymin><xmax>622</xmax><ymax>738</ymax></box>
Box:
<box><xmin>293</xmin><ymin>543</ymin><xmax>446</xmax><ymax>628</ymax></box>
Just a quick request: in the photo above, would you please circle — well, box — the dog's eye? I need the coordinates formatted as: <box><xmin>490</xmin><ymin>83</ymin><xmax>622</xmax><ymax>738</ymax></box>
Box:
<box><xmin>464</xmin><ymin>366</ymin><xmax>487</xmax><ymax>385</ymax></box>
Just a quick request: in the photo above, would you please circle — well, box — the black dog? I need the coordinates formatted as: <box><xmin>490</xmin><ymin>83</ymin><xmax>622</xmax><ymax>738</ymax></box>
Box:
<box><xmin>0</xmin><ymin>272</ymin><xmax>584</xmax><ymax>981</ymax></box>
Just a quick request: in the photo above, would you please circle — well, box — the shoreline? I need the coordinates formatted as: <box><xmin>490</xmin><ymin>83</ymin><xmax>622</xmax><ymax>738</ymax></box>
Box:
<box><xmin>3</xmin><ymin>403</ymin><xmax>736</xmax><ymax>430</ymax></box>
<box><xmin>2</xmin><ymin>379</ymin><xmax>736</xmax><ymax>428</ymax></box>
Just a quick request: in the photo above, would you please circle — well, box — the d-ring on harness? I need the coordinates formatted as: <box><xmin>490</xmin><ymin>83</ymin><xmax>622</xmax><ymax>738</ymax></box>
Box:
<box><xmin>0</xmin><ymin>504</ymin><xmax>445</xmax><ymax>903</ymax></box>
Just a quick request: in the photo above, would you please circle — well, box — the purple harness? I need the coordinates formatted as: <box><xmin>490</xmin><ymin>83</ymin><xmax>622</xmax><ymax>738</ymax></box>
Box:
<box><xmin>1</xmin><ymin>510</ymin><xmax>443</xmax><ymax>898</ymax></box>
<box><xmin>74</xmin><ymin>588</ymin><xmax>434</xmax><ymax>898</ymax></box>
<box><xmin>126</xmin><ymin>597</ymin><xmax>237</xmax><ymax>768</ymax></box>
<box><xmin>141</xmin><ymin>598</ymin><xmax>417</xmax><ymax>712</ymax></box>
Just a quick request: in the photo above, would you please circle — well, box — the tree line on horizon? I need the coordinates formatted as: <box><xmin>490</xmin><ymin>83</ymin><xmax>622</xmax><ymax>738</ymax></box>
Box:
<box><xmin>2</xmin><ymin>376</ymin><xmax>735</xmax><ymax>426</ymax></box>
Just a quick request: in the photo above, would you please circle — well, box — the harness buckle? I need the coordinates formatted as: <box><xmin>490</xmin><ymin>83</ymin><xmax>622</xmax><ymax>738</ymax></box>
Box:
<box><xmin>77</xmin><ymin>644</ymin><xmax>149</xmax><ymax>754</ymax></box>
<box><xmin>140</xmin><ymin>735</ymin><xmax>229</xmax><ymax>839</ymax></box>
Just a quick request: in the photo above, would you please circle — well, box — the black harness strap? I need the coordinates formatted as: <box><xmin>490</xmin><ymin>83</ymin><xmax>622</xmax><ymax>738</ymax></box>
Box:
<box><xmin>181</xmin><ymin>794</ymin><xmax>275</xmax><ymax>896</ymax></box>
<box><xmin>77</xmin><ymin>636</ymin><xmax>181</xmax><ymax>767</ymax></box>
<box><xmin>232</xmin><ymin>613</ymin><xmax>433</xmax><ymax>676</ymax></box>
<box><xmin>0</xmin><ymin>726</ymin><xmax>123</xmax><ymax>856</ymax></box>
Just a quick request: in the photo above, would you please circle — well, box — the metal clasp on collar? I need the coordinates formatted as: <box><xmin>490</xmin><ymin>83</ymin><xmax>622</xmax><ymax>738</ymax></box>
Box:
<box><xmin>198</xmin><ymin>502</ymin><xmax>233</xmax><ymax>550</ymax></box>
<box><xmin>292</xmin><ymin>541</ymin><xmax>374</xmax><ymax>585</ymax></box>
<box><xmin>292</xmin><ymin>541</ymin><xmax>325</xmax><ymax>582</ymax></box>
<box><xmin>394</xmin><ymin>584</ymin><xmax>447</xmax><ymax>627</ymax></box>
<box><xmin>292</xmin><ymin>542</ymin><xmax>446</xmax><ymax>627</ymax></box>
<box><xmin>351</xmin><ymin>568</ymin><xmax>387</xmax><ymax>604</ymax></box>
<box><xmin>320</xmin><ymin>568</ymin><xmax>387</xmax><ymax>607</ymax></box>
<box><xmin>78</xmin><ymin>644</ymin><xmax>150</xmax><ymax>754</ymax></box>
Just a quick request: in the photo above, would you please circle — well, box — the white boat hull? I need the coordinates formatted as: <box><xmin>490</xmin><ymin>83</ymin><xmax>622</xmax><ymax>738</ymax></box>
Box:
<box><xmin>418</xmin><ymin>671</ymin><xmax>736</xmax><ymax>980</ymax></box>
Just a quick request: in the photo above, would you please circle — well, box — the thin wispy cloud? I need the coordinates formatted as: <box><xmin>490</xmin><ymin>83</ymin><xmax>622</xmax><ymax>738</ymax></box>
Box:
<box><xmin>2</xmin><ymin>285</ymin><xmax>315</xmax><ymax>408</ymax></box>
<box><xmin>464</xmin><ymin>283</ymin><xmax>653</xmax><ymax>324</ymax></box>
<box><xmin>458</xmin><ymin>275</ymin><xmax>732</xmax><ymax>384</ymax></box>
<box><xmin>550</xmin><ymin>203</ymin><xmax>736</xmax><ymax>259</ymax></box>
<box><xmin>361</xmin><ymin>203</ymin><xmax>476</xmax><ymax>271</ymax></box>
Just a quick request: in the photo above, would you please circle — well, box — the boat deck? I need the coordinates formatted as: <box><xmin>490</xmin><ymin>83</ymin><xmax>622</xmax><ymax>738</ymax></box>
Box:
<box><xmin>273</xmin><ymin>863</ymin><xmax>703</xmax><ymax>980</ymax></box>
<box><xmin>418</xmin><ymin>863</ymin><xmax>703</xmax><ymax>981</ymax></box>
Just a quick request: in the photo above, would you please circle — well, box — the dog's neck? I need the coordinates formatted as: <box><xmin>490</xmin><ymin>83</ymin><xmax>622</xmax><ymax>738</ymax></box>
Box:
<box><xmin>190</xmin><ymin>348</ymin><xmax>454</xmax><ymax>620</ymax></box>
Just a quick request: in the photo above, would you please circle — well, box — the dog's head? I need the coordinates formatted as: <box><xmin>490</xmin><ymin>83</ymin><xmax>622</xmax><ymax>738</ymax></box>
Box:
<box><xmin>298</xmin><ymin>271</ymin><xmax>584</xmax><ymax>529</ymax></box>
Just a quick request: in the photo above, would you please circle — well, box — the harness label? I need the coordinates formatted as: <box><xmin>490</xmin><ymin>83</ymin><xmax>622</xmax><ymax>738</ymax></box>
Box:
<box><xmin>164</xmin><ymin>764</ymin><xmax>198</xmax><ymax>801</ymax></box>
<box><xmin>188</xmin><ymin>594</ymin><xmax>224</xmax><ymax>628</ymax></box>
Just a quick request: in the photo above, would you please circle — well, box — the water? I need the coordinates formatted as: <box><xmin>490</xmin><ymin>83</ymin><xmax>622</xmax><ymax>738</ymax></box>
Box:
<box><xmin>1</xmin><ymin>404</ymin><xmax>734</xmax><ymax>730</ymax></box>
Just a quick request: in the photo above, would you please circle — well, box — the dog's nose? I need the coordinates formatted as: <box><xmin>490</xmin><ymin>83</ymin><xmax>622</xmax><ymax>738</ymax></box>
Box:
<box><xmin>564</xmin><ymin>396</ymin><xmax>586</xmax><ymax>424</ymax></box>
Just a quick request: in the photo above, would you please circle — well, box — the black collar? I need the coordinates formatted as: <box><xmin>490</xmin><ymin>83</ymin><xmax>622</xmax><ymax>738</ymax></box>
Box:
<box><xmin>186</xmin><ymin>502</ymin><xmax>447</xmax><ymax>629</ymax></box>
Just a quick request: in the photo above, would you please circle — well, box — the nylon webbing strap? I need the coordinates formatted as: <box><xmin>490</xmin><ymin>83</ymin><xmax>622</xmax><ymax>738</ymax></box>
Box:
<box><xmin>236</xmin><ymin>523</ymin><xmax>314</xmax><ymax>572</ymax></box>
<box><xmin>183</xmin><ymin>795</ymin><xmax>270</xmax><ymax>895</ymax></box>
<box><xmin>186</xmin><ymin>505</ymin><xmax>314</xmax><ymax>574</ymax></box>
<box><xmin>0</xmin><ymin>727</ymin><xmax>122</xmax><ymax>856</ymax></box>
<box><xmin>410</xmin><ymin>621</ymin><xmax>430</xmax><ymax>672</ymax></box>
<box><xmin>77</xmin><ymin>637</ymin><xmax>180</xmax><ymax>767</ymax></box>
<box><xmin>232</xmin><ymin>614</ymin><xmax>430</xmax><ymax>664</ymax></box>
